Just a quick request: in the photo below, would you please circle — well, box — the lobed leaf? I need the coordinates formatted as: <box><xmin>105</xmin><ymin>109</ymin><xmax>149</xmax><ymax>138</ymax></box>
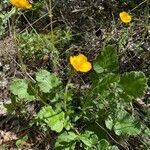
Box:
<box><xmin>92</xmin><ymin>73</ymin><xmax>120</xmax><ymax>94</ymax></box>
<box><xmin>96</xmin><ymin>139</ymin><xmax>119</xmax><ymax>150</ymax></box>
<box><xmin>119</xmin><ymin>71</ymin><xmax>148</xmax><ymax>99</ymax></box>
<box><xmin>79</xmin><ymin>131</ymin><xmax>98</xmax><ymax>148</ymax></box>
<box><xmin>36</xmin><ymin>106</ymin><xmax>65</xmax><ymax>133</ymax></box>
<box><xmin>36</xmin><ymin>69</ymin><xmax>60</xmax><ymax>93</ymax></box>
<box><xmin>94</xmin><ymin>45</ymin><xmax>119</xmax><ymax>73</ymax></box>
<box><xmin>55</xmin><ymin>131</ymin><xmax>77</xmax><ymax>150</ymax></box>
<box><xmin>105</xmin><ymin>111</ymin><xmax>141</xmax><ymax>136</ymax></box>
<box><xmin>10</xmin><ymin>79</ymin><xmax>34</xmax><ymax>101</ymax></box>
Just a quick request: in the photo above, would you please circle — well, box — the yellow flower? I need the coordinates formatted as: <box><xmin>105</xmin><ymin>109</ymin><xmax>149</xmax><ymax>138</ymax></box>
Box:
<box><xmin>70</xmin><ymin>54</ymin><xmax>92</xmax><ymax>72</ymax></box>
<box><xmin>119</xmin><ymin>11</ymin><xmax>132</xmax><ymax>23</ymax></box>
<box><xmin>10</xmin><ymin>0</ymin><xmax>32</xmax><ymax>9</ymax></box>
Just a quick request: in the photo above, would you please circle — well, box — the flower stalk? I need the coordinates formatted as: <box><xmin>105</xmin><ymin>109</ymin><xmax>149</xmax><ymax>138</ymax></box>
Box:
<box><xmin>64</xmin><ymin>71</ymin><xmax>75</xmax><ymax>111</ymax></box>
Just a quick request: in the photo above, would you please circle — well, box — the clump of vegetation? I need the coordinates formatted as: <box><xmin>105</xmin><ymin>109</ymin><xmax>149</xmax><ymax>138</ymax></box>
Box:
<box><xmin>7</xmin><ymin>45</ymin><xmax>149</xmax><ymax>149</ymax></box>
<box><xmin>17</xmin><ymin>28</ymin><xmax>72</xmax><ymax>69</ymax></box>
<box><xmin>0</xmin><ymin>0</ymin><xmax>149</xmax><ymax>149</ymax></box>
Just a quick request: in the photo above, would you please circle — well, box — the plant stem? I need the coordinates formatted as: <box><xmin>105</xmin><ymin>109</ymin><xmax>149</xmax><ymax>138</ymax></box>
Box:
<box><xmin>49</xmin><ymin>0</ymin><xmax>54</xmax><ymax>43</ymax></box>
<box><xmin>12</xmin><ymin>8</ymin><xmax>24</xmax><ymax>69</ymax></box>
<box><xmin>64</xmin><ymin>71</ymin><xmax>74</xmax><ymax>111</ymax></box>
<box><xmin>28</xmin><ymin>83</ymin><xmax>49</xmax><ymax>106</ymax></box>
<box><xmin>95</xmin><ymin>121</ymin><xmax>125</xmax><ymax>149</ymax></box>
<box><xmin>64</xmin><ymin>78</ymin><xmax>71</xmax><ymax>111</ymax></box>
<box><xmin>45</xmin><ymin>0</ymin><xmax>54</xmax><ymax>43</ymax></box>
<box><xmin>45</xmin><ymin>0</ymin><xmax>59</xmax><ymax>71</ymax></box>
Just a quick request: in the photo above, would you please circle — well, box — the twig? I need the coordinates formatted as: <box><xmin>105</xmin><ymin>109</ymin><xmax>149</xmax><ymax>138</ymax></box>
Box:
<box><xmin>95</xmin><ymin>121</ymin><xmax>127</xmax><ymax>149</ymax></box>
<box><xmin>130</xmin><ymin>0</ymin><xmax>147</xmax><ymax>12</ymax></box>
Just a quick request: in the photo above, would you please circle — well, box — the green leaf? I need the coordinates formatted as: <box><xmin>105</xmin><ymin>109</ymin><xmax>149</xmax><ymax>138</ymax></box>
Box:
<box><xmin>86</xmin><ymin>123</ymin><xmax>107</xmax><ymax>140</ymax></box>
<box><xmin>56</xmin><ymin>131</ymin><xmax>77</xmax><ymax>143</ymax></box>
<box><xmin>46</xmin><ymin>112</ymin><xmax>64</xmax><ymax>133</ymax></box>
<box><xmin>10</xmin><ymin>79</ymin><xmax>34</xmax><ymax>101</ymax></box>
<box><xmin>80</xmin><ymin>131</ymin><xmax>98</xmax><ymax>148</ymax></box>
<box><xmin>94</xmin><ymin>45</ymin><xmax>119</xmax><ymax>73</ymax></box>
<box><xmin>98</xmin><ymin>139</ymin><xmax>109</xmax><ymax>150</ymax></box>
<box><xmin>36</xmin><ymin>106</ymin><xmax>65</xmax><ymax>133</ymax></box>
<box><xmin>0</xmin><ymin>7</ymin><xmax>16</xmax><ymax>25</ymax></box>
<box><xmin>110</xmin><ymin>146</ymin><xmax>119</xmax><ymax>150</ymax></box>
<box><xmin>105</xmin><ymin>117</ymin><xmax>114</xmax><ymax>130</ymax></box>
<box><xmin>4</xmin><ymin>103</ymin><xmax>15</xmax><ymax>113</ymax></box>
<box><xmin>36</xmin><ymin>69</ymin><xmax>60</xmax><ymax>93</ymax></box>
<box><xmin>16</xmin><ymin>135</ymin><xmax>28</xmax><ymax>147</ymax></box>
<box><xmin>106</xmin><ymin>111</ymin><xmax>141</xmax><ymax>136</ymax></box>
<box><xmin>97</xmin><ymin>139</ymin><xmax>119</xmax><ymax>150</ymax></box>
<box><xmin>98</xmin><ymin>73</ymin><xmax>120</xmax><ymax>91</ymax></box>
<box><xmin>56</xmin><ymin>131</ymin><xmax>118</xmax><ymax>150</ymax></box>
<box><xmin>119</xmin><ymin>71</ymin><xmax>148</xmax><ymax>99</ymax></box>
<box><xmin>119</xmin><ymin>92</ymin><xmax>132</xmax><ymax>102</ymax></box>
<box><xmin>93</xmin><ymin>73</ymin><xmax>120</xmax><ymax>94</ymax></box>
<box><xmin>144</xmin><ymin>128</ymin><xmax>150</xmax><ymax>135</ymax></box>
<box><xmin>55</xmin><ymin>131</ymin><xmax>77</xmax><ymax>150</ymax></box>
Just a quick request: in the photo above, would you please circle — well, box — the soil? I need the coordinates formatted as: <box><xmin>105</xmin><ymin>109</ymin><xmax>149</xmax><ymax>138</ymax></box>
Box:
<box><xmin>0</xmin><ymin>0</ymin><xmax>150</xmax><ymax>149</ymax></box>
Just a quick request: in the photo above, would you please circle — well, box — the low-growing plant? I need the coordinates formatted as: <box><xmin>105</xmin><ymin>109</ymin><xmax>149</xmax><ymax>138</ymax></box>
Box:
<box><xmin>6</xmin><ymin>45</ymin><xmax>149</xmax><ymax>149</ymax></box>
<box><xmin>17</xmin><ymin>28</ymin><xmax>72</xmax><ymax>70</ymax></box>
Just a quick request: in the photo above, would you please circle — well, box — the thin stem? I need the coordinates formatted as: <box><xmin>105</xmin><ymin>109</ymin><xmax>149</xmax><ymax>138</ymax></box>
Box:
<box><xmin>11</xmin><ymin>8</ymin><xmax>18</xmax><ymax>39</ymax></box>
<box><xmin>95</xmin><ymin>121</ymin><xmax>126</xmax><ymax>149</ymax></box>
<box><xmin>28</xmin><ymin>83</ymin><xmax>49</xmax><ymax>106</ymax></box>
<box><xmin>142</xmin><ymin>0</ymin><xmax>149</xmax><ymax>41</ymax></box>
<box><xmin>11</xmin><ymin>8</ymin><xmax>24</xmax><ymax>69</ymax></box>
<box><xmin>49</xmin><ymin>0</ymin><xmax>54</xmax><ymax>43</ymax></box>
<box><xmin>45</xmin><ymin>0</ymin><xmax>54</xmax><ymax>43</ymax></box>
<box><xmin>64</xmin><ymin>71</ymin><xmax>75</xmax><ymax>111</ymax></box>
<box><xmin>45</xmin><ymin>0</ymin><xmax>59</xmax><ymax>71</ymax></box>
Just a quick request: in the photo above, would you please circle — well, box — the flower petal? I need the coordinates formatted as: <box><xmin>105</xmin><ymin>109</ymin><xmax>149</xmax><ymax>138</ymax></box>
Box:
<box><xmin>119</xmin><ymin>11</ymin><xmax>131</xmax><ymax>23</ymax></box>
<box><xmin>70</xmin><ymin>54</ymin><xmax>92</xmax><ymax>72</ymax></box>
<box><xmin>79</xmin><ymin>62</ymin><xmax>92</xmax><ymax>72</ymax></box>
<box><xmin>77</xmin><ymin>54</ymin><xmax>87</xmax><ymax>63</ymax></box>
<box><xmin>70</xmin><ymin>56</ymin><xmax>74</xmax><ymax>66</ymax></box>
<box><xmin>10</xmin><ymin>0</ymin><xmax>32</xmax><ymax>9</ymax></box>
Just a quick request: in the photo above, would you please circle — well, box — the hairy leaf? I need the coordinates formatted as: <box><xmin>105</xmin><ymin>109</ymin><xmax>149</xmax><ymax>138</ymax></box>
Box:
<box><xmin>92</xmin><ymin>73</ymin><xmax>120</xmax><ymax>95</ymax></box>
<box><xmin>119</xmin><ymin>71</ymin><xmax>148</xmax><ymax>99</ymax></box>
<box><xmin>106</xmin><ymin>111</ymin><xmax>141</xmax><ymax>136</ymax></box>
<box><xmin>94</xmin><ymin>45</ymin><xmax>119</xmax><ymax>73</ymax></box>
<box><xmin>55</xmin><ymin>131</ymin><xmax>77</xmax><ymax>150</ymax></box>
<box><xmin>36</xmin><ymin>69</ymin><xmax>60</xmax><ymax>93</ymax></box>
<box><xmin>97</xmin><ymin>139</ymin><xmax>119</xmax><ymax>150</ymax></box>
<box><xmin>98</xmin><ymin>73</ymin><xmax>120</xmax><ymax>92</ymax></box>
<box><xmin>10</xmin><ymin>79</ymin><xmax>34</xmax><ymax>101</ymax></box>
<box><xmin>36</xmin><ymin>106</ymin><xmax>65</xmax><ymax>133</ymax></box>
<box><xmin>80</xmin><ymin>131</ymin><xmax>98</xmax><ymax>148</ymax></box>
